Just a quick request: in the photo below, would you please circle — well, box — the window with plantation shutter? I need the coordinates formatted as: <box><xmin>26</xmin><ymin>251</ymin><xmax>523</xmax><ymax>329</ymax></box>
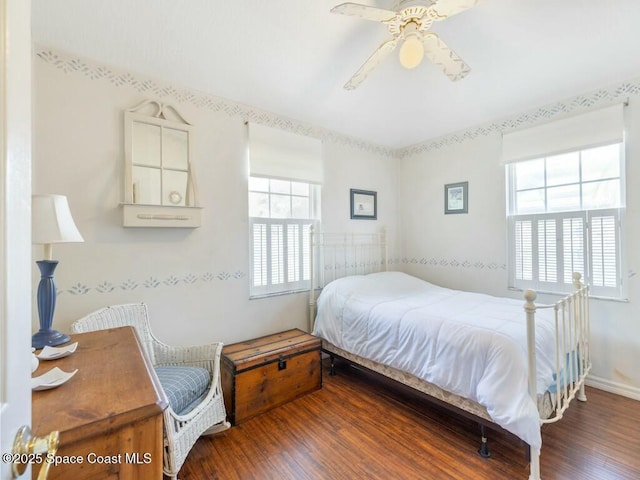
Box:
<box><xmin>247</xmin><ymin>124</ymin><xmax>322</xmax><ymax>298</ymax></box>
<box><xmin>506</xmin><ymin>141</ymin><xmax>625</xmax><ymax>298</ymax></box>
<box><xmin>248</xmin><ymin>177</ymin><xmax>319</xmax><ymax>297</ymax></box>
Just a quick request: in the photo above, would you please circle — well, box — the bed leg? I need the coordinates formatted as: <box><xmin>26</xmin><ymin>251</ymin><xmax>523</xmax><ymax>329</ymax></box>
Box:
<box><xmin>477</xmin><ymin>424</ymin><xmax>491</xmax><ymax>458</ymax></box>
<box><xmin>529</xmin><ymin>447</ymin><xmax>541</xmax><ymax>480</ymax></box>
<box><xmin>577</xmin><ymin>382</ymin><xmax>587</xmax><ymax>402</ymax></box>
<box><xmin>329</xmin><ymin>354</ymin><xmax>336</xmax><ymax>376</ymax></box>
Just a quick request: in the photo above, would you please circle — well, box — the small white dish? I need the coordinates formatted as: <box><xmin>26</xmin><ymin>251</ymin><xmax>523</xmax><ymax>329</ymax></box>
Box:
<box><xmin>36</xmin><ymin>342</ymin><xmax>78</xmax><ymax>360</ymax></box>
<box><xmin>31</xmin><ymin>348</ymin><xmax>39</xmax><ymax>373</ymax></box>
<box><xmin>32</xmin><ymin>367</ymin><xmax>78</xmax><ymax>391</ymax></box>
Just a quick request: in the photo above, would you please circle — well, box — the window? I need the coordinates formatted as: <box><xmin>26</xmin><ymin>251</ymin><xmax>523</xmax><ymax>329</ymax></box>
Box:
<box><xmin>249</xmin><ymin>177</ymin><xmax>320</xmax><ymax>297</ymax></box>
<box><xmin>507</xmin><ymin>143</ymin><xmax>624</xmax><ymax>298</ymax></box>
<box><xmin>247</xmin><ymin>123</ymin><xmax>322</xmax><ymax>297</ymax></box>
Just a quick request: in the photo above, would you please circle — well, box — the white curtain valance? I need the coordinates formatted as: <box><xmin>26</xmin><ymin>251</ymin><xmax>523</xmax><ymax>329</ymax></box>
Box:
<box><xmin>502</xmin><ymin>103</ymin><xmax>625</xmax><ymax>164</ymax></box>
<box><xmin>248</xmin><ymin>123</ymin><xmax>323</xmax><ymax>184</ymax></box>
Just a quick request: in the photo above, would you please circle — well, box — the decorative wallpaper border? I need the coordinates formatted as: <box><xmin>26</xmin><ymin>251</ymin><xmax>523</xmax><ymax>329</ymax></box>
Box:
<box><xmin>35</xmin><ymin>48</ymin><xmax>395</xmax><ymax>158</ymax></box>
<box><xmin>401</xmin><ymin>257</ymin><xmax>506</xmax><ymax>270</ymax></box>
<box><xmin>57</xmin><ymin>270</ymin><xmax>247</xmax><ymax>296</ymax></box>
<box><xmin>53</xmin><ymin>257</ymin><xmax>633</xmax><ymax>296</ymax></box>
<box><xmin>52</xmin><ymin>256</ymin><xmax>520</xmax><ymax>296</ymax></box>
<box><xmin>319</xmin><ymin>257</ymin><xmax>504</xmax><ymax>269</ymax></box>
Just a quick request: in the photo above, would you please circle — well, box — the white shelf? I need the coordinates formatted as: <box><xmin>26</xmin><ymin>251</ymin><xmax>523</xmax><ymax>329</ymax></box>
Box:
<box><xmin>121</xmin><ymin>203</ymin><xmax>202</xmax><ymax>228</ymax></box>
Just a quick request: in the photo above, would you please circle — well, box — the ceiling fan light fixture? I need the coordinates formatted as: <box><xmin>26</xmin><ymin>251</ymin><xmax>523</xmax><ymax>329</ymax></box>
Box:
<box><xmin>330</xmin><ymin>0</ymin><xmax>477</xmax><ymax>88</ymax></box>
<box><xmin>399</xmin><ymin>34</ymin><xmax>424</xmax><ymax>69</ymax></box>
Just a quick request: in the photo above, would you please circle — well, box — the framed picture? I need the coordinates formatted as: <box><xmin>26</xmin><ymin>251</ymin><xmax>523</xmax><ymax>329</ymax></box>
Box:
<box><xmin>444</xmin><ymin>181</ymin><xmax>468</xmax><ymax>214</ymax></box>
<box><xmin>350</xmin><ymin>189</ymin><xmax>377</xmax><ymax>220</ymax></box>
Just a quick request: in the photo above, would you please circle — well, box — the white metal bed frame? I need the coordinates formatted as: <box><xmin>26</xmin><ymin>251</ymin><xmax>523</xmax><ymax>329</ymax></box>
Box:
<box><xmin>308</xmin><ymin>227</ymin><xmax>592</xmax><ymax>480</ymax></box>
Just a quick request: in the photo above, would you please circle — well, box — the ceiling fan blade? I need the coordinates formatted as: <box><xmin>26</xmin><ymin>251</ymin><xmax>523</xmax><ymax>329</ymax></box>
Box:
<box><xmin>427</xmin><ymin>0</ymin><xmax>481</xmax><ymax>20</ymax></box>
<box><xmin>344</xmin><ymin>38</ymin><xmax>398</xmax><ymax>90</ymax></box>
<box><xmin>422</xmin><ymin>33</ymin><xmax>470</xmax><ymax>81</ymax></box>
<box><xmin>331</xmin><ymin>2</ymin><xmax>398</xmax><ymax>22</ymax></box>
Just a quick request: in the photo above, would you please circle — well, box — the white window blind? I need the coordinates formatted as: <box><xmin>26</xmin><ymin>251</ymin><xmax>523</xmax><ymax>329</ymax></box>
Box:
<box><xmin>538</xmin><ymin>218</ymin><xmax>557</xmax><ymax>283</ymax></box>
<box><xmin>248</xmin><ymin>123</ymin><xmax>323</xmax><ymax>184</ymax></box>
<box><xmin>510</xmin><ymin>212</ymin><xmax>586</xmax><ymax>294</ymax></box>
<box><xmin>502</xmin><ymin>104</ymin><xmax>624</xmax><ymax>164</ymax></box>
<box><xmin>250</xmin><ymin>218</ymin><xmax>313</xmax><ymax>296</ymax></box>
<box><xmin>590</xmin><ymin>212</ymin><xmax>620</xmax><ymax>291</ymax></box>
<box><xmin>514</xmin><ymin>220</ymin><xmax>533</xmax><ymax>281</ymax></box>
<box><xmin>508</xmin><ymin>210</ymin><xmax>620</xmax><ymax>297</ymax></box>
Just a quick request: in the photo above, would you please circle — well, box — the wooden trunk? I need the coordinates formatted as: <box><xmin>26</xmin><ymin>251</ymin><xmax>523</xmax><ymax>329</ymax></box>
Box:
<box><xmin>221</xmin><ymin>329</ymin><xmax>322</xmax><ymax>425</ymax></box>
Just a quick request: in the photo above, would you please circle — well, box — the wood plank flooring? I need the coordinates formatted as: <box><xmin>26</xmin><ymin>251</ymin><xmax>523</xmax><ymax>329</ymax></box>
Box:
<box><xmin>179</xmin><ymin>360</ymin><xmax>640</xmax><ymax>479</ymax></box>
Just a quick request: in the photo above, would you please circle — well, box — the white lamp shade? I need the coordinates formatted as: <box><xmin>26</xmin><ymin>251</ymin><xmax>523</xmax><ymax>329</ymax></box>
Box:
<box><xmin>32</xmin><ymin>194</ymin><xmax>84</xmax><ymax>245</ymax></box>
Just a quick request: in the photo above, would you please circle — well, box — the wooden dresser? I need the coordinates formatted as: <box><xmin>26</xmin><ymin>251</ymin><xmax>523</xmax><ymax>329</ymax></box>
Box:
<box><xmin>31</xmin><ymin>326</ymin><xmax>168</xmax><ymax>479</ymax></box>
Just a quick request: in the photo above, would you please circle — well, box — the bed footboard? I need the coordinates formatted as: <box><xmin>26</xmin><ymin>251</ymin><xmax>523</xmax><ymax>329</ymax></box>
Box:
<box><xmin>525</xmin><ymin>272</ymin><xmax>592</xmax><ymax>480</ymax></box>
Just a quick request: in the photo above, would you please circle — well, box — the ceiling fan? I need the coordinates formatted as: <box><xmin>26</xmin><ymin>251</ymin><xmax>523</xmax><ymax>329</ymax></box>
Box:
<box><xmin>331</xmin><ymin>0</ymin><xmax>481</xmax><ymax>89</ymax></box>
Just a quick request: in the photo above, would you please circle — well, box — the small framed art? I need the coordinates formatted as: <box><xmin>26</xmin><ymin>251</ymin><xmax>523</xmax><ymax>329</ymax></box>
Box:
<box><xmin>444</xmin><ymin>182</ymin><xmax>468</xmax><ymax>214</ymax></box>
<box><xmin>350</xmin><ymin>189</ymin><xmax>377</xmax><ymax>220</ymax></box>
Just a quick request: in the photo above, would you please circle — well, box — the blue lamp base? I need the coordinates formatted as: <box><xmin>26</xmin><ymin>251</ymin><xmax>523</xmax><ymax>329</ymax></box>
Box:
<box><xmin>31</xmin><ymin>329</ymin><xmax>71</xmax><ymax>348</ymax></box>
<box><xmin>32</xmin><ymin>260</ymin><xmax>70</xmax><ymax>349</ymax></box>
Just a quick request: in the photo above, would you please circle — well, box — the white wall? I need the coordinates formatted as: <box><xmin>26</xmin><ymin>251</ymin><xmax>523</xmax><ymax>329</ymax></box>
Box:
<box><xmin>399</xmin><ymin>131</ymin><xmax>506</xmax><ymax>295</ymax></box>
<box><xmin>32</xmin><ymin>48</ymin><xmax>398</xmax><ymax>346</ymax></box>
<box><xmin>398</xmin><ymin>84</ymin><xmax>640</xmax><ymax>399</ymax></box>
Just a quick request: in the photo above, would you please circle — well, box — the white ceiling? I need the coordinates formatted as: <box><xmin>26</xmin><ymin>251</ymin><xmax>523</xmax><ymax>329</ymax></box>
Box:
<box><xmin>32</xmin><ymin>0</ymin><xmax>640</xmax><ymax>149</ymax></box>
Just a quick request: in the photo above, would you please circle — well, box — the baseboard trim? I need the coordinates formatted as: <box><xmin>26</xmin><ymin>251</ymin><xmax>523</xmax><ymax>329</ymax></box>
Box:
<box><xmin>586</xmin><ymin>375</ymin><xmax>640</xmax><ymax>401</ymax></box>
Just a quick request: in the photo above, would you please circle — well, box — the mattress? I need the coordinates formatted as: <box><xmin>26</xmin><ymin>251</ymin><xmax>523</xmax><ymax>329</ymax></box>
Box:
<box><xmin>312</xmin><ymin>271</ymin><xmax>556</xmax><ymax>450</ymax></box>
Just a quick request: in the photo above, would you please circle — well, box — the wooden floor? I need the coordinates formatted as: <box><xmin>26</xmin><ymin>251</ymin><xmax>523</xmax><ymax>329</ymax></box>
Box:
<box><xmin>180</xmin><ymin>360</ymin><xmax>640</xmax><ymax>479</ymax></box>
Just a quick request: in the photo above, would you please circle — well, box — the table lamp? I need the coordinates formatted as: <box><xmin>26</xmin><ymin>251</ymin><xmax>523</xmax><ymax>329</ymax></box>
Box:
<box><xmin>31</xmin><ymin>194</ymin><xmax>84</xmax><ymax>348</ymax></box>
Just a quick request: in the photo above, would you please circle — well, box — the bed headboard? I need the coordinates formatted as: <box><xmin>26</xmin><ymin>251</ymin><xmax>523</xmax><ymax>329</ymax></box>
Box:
<box><xmin>308</xmin><ymin>226</ymin><xmax>388</xmax><ymax>331</ymax></box>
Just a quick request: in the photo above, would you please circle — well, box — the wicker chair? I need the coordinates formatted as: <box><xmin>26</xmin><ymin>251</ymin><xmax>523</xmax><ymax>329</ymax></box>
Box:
<box><xmin>70</xmin><ymin>303</ymin><xmax>230</xmax><ymax>479</ymax></box>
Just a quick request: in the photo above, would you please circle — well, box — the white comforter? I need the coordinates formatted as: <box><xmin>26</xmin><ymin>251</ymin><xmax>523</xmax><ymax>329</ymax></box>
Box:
<box><xmin>312</xmin><ymin>271</ymin><xmax>556</xmax><ymax>450</ymax></box>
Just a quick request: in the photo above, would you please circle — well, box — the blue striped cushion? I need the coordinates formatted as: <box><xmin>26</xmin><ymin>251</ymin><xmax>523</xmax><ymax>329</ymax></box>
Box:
<box><xmin>155</xmin><ymin>366</ymin><xmax>211</xmax><ymax>415</ymax></box>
